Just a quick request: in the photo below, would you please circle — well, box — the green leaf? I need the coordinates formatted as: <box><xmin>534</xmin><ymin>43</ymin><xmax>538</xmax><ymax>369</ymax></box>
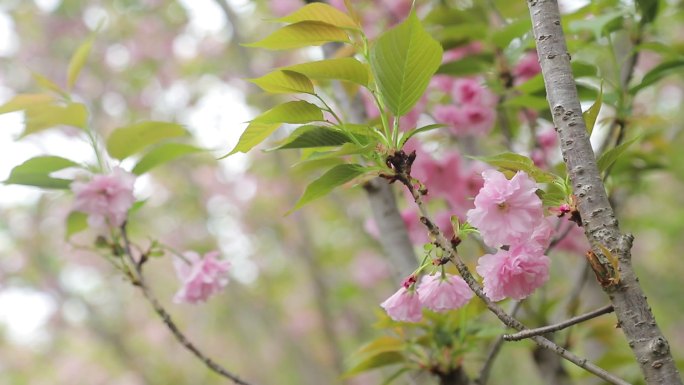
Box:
<box><xmin>583</xmin><ymin>84</ymin><xmax>603</xmax><ymax>135</ymax></box>
<box><xmin>0</xmin><ymin>93</ymin><xmax>55</xmax><ymax>114</ymax></box>
<box><xmin>290</xmin><ymin>163</ymin><xmax>366</xmax><ymax>212</ymax></box>
<box><xmin>272</xmin><ymin>126</ymin><xmax>351</xmax><ymax>150</ymax></box>
<box><xmin>344</xmin><ymin>352</ymin><xmax>405</xmax><ymax>377</ymax></box>
<box><xmin>370</xmin><ymin>11</ymin><xmax>443</xmax><ymax>117</ymax></box>
<box><xmin>439</xmin><ymin>24</ymin><xmax>488</xmax><ymax>44</ymax></box>
<box><xmin>106</xmin><ymin>121</ymin><xmax>187</xmax><ymax>160</ymax></box>
<box><xmin>22</xmin><ymin>103</ymin><xmax>88</xmax><ymax>137</ymax></box>
<box><xmin>244</xmin><ymin>21</ymin><xmax>350</xmax><ymax>50</ymax></box>
<box><xmin>249</xmin><ymin>70</ymin><xmax>315</xmax><ymax>94</ymax></box>
<box><xmin>492</xmin><ymin>18</ymin><xmax>531</xmax><ymax>48</ymax></box>
<box><xmin>503</xmin><ymin>94</ymin><xmax>549</xmax><ymax>110</ymax></box>
<box><xmin>473</xmin><ymin>152</ymin><xmax>556</xmax><ymax>183</ymax></box>
<box><xmin>67</xmin><ymin>36</ymin><xmax>95</xmax><ymax>90</ymax></box>
<box><xmin>222</xmin><ymin>122</ymin><xmax>281</xmax><ymax>157</ymax></box>
<box><xmin>4</xmin><ymin>156</ymin><xmax>80</xmax><ymax>189</ymax></box>
<box><xmin>283</xmin><ymin>58</ymin><xmax>370</xmax><ymax>86</ymax></box>
<box><xmin>437</xmin><ymin>53</ymin><xmax>494</xmax><ymax>77</ymax></box>
<box><xmin>32</xmin><ymin>73</ymin><xmax>69</xmax><ymax>99</ymax></box>
<box><xmin>597</xmin><ymin>137</ymin><xmax>639</xmax><ymax>173</ymax></box>
<box><xmin>253</xmin><ymin>100</ymin><xmax>324</xmax><ymax>124</ymax></box>
<box><xmin>66</xmin><ymin>211</ymin><xmax>88</xmax><ymax>239</ymax></box>
<box><xmin>400</xmin><ymin>123</ymin><xmax>446</xmax><ymax>147</ymax></box>
<box><xmin>355</xmin><ymin>336</ymin><xmax>405</xmax><ymax>357</ymax></box>
<box><xmin>132</xmin><ymin>143</ymin><xmax>204</xmax><ymax>175</ymax></box>
<box><xmin>636</xmin><ymin>0</ymin><xmax>659</xmax><ymax>25</ymax></box>
<box><xmin>630</xmin><ymin>59</ymin><xmax>684</xmax><ymax>94</ymax></box>
<box><xmin>275</xmin><ymin>3</ymin><xmax>358</xmax><ymax>30</ymax></box>
<box><xmin>569</xmin><ymin>10</ymin><xmax>624</xmax><ymax>39</ymax></box>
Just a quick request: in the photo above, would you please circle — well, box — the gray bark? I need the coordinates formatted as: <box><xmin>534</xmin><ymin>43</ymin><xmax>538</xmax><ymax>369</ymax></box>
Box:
<box><xmin>527</xmin><ymin>1</ymin><xmax>683</xmax><ymax>384</ymax></box>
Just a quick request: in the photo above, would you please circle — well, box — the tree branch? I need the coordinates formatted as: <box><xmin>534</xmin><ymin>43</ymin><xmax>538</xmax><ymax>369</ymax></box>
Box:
<box><xmin>504</xmin><ymin>305</ymin><xmax>614</xmax><ymax>341</ymax></box>
<box><xmin>391</xmin><ymin>166</ymin><xmax>630</xmax><ymax>385</ymax></box>
<box><xmin>526</xmin><ymin>1</ymin><xmax>682</xmax><ymax>384</ymax></box>
<box><xmin>119</xmin><ymin>224</ymin><xmax>254</xmax><ymax>385</ymax></box>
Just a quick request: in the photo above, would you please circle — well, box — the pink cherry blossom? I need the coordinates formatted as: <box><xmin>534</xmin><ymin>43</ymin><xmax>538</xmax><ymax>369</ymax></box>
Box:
<box><xmin>380</xmin><ymin>286</ymin><xmax>422</xmax><ymax>322</ymax></box>
<box><xmin>466</xmin><ymin>170</ymin><xmax>543</xmax><ymax>247</ymax></box>
<box><xmin>451</xmin><ymin>78</ymin><xmax>496</xmax><ymax>107</ymax></box>
<box><xmin>174</xmin><ymin>251</ymin><xmax>231</xmax><ymax>304</ymax></box>
<box><xmin>458</xmin><ymin>104</ymin><xmax>496</xmax><ymax>136</ymax></box>
<box><xmin>509</xmin><ymin>216</ymin><xmax>554</xmax><ymax>252</ymax></box>
<box><xmin>513</xmin><ymin>51</ymin><xmax>542</xmax><ymax>83</ymax></box>
<box><xmin>71</xmin><ymin>167</ymin><xmax>136</xmax><ymax>228</ymax></box>
<box><xmin>418</xmin><ymin>273</ymin><xmax>473</xmax><ymax>312</ymax></box>
<box><xmin>476</xmin><ymin>245</ymin><xmax>550</xmax><ymax>301</ymax></box>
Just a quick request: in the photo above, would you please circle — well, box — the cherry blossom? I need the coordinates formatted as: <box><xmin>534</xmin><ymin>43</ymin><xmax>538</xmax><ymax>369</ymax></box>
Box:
<box><xmin>174</xmin><ymin>251</ymin><xmax>231</xmax><ymax>304</ymax></box>
<box><xmin>476</xmin><ymin>244</ymin><xmax>550</xmax><ymax>301</ymax></box>
<box><xmin>466</xmin><ymin>170</ymin><xmax>543</xmax><ymax>247</ymax></box>
<box><xmin>380</xmin><ymin>286</ymin><xmax>422</xmax><ymax>322</ymax></box>
<box><xmin>71</xmin><ymin>167</ymin><xmax>136</xmax><ymax>228</ymax></box>
<box><xmin>418</xmin><ymin>273</ymin><xmax>473</xmax><ymax>312</ymax></box>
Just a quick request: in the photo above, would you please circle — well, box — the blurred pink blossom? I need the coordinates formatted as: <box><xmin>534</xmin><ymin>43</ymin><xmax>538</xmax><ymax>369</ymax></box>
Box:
<box><xmin>380</xmin><ymin>286</ymin><xmax>422</xmax><ymax>322</ymax></box>
<box><xmin>350</xmin><ymin>252</ymin><xmax>390</xmax><ymax>288</ymax></box>
<box><xmin>513</xmin><ymin>51</ymin><xmax>542</xmax><ymax>83</ymax></box>
<box><xmin>476</xmin><ymin>244</ymin><xmax>550</xmax><ymax>301</ymax></box>
<box><xmin>451</xmin><ymin>78</ymin><xmax>496</xmax><ymax>106</ymax></box>
<box><xmin>417</xmin><ymin>273</ymin><xmax>473</xmax><ymax>312</ymax></box>
<box><xmin>269</xmin><ymin>0</ymin><xmax>303</xmax><ymax>16</ymax></box>
<box><xmin>467</xmin><ymin>170</ymin><xmax>543</xmax><ymax>247</ymax></box>
<box><xmin>174</xmin><ymin>251</ymin><xmax>231</xmax><ymax>304</ymax></box>
<box><xmin>71</xmin><ymin>167</ymin><xmax>136</xmax><ymax>228</ymax></box>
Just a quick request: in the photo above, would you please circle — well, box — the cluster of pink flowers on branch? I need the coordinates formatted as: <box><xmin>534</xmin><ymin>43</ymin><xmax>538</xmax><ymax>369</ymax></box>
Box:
<box><xmin>467</xmin><ymin>170</ymin><xmax>552</xmax><ymax>301</ymax></box>
<box><xmin>381</xmin><ymin>273</ymin><xmax>473</xmax><ymax>322</ymax></box>
<box><xmin>432</xmin><ymin>77</ymin><xmax>497</xmax><ymax>137</ymax></box>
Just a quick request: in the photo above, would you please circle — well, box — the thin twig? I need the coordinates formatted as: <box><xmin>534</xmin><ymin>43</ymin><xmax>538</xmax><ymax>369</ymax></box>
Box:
<box><xmin>119</xmin><ymin>224</ymin><xmax>254</xmax><ymax>385</ymax></box>
<box><xmin>504</xmin><ymin>305</ymin><xmax>614</xmax><ymax>341</ymax></box>
<box><xmin>475</xmin><ymin>301</ymin><xmax>523</xmax><ymax>385</ymax></box>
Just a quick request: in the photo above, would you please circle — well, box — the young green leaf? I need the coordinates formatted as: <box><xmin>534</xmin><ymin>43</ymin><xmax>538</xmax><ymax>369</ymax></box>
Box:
<box><xmin>283</xmin><ymin>58</ymin><xmax>370</xmax><ymax>86</ymax></box>
<box><xmin>32</xmin><ymin>73</ymin><xmax>69</xmax><ymax>99</ymax></box>
<box><xmin>343</xmin><ymin>352</ymin><xmax>405</xmax><ymax>378</ymax></box>
<box><xmin>4</xmin><ymin>156</ymin><xmax>80</xmax><ymax>189</ymax></box>
<box><xmin>67</xmin><ymin>36</ymin><xmax>95</xmax><ymax>90</ymax></box>
<box><xmin>290</xmin><ymin>163</ymin><xmax>366</xmax><ymax>212</ymax></box>
<box><xmin>400</xmin><ymin>123</ymin><xmax>446</xmax><ymax>147</ymax></box>
<box><xmin>244</xmin><ymin>21</ymin><xmax>350</xmax><ymax>50</ymax></box>
<box><xmin>132</xmin><ymin>143</ymin><xmax>204</xmax><ymax>175</ymax></box>
<box><xmin>370</xmin><ymin>11</ymin><xmax>443</xmax><ymax>117</ymax></box>
<box><xmin>275</xmin><ymin>3</ymin><xmax>358</xmax><ymax>30</ymax></box>
<box><xmin>0</xmin><ymin>93</ymin><xmax>55</xmax><ymax>114</ymax></box>
<box><xmin>248</xmin><ymin>70</ymin><xmax>315</xmax><ymax>94</ymax></box>
<box><xmin>22</xmin><ymin>103</ymin><xmax>89</xmax><ymax>137</ymax></box>
<box><xmin>253</xmin><ymin>100</ymin><xmax>324</xmax><ymax>124</ymax></box>
<box><xmin>66</xmin><ymin>211</ymin><xmax>88</xmax><ymax>239</ymax></box>
<box><xmin>272</xmin><ymin>126</ymin><xmax>351</xmax><ymax>150</ymax></box>
<box><xmin>583</xmin><ymin>84</ymin><xmax>603</xmax><ymax>135</ymax></box>
<box><xmin>473</xmin><ymin>152</ymin><xmax>557</xmax><ymax>183</ymax></box>
<box><xmin>437</xmin><ymin>53</ymin><xmax>494</xmax><ymax>77</ymax></box>
<box><xmin>630</xmin><ymin>59</ymin><xmax>684</xmax><ymax>94</ymax></box>
<box><xmin>492</xmin><ymin>18</ymin><xmax>532</xmax><ymax>48</ymax></box>
<box><xmin>222</xmin><ymin>122</ymin><xmax>281</xmax><ymax>157</ymax></box>
<box><xmin>597</xmin><ymin>137</ymin><xmax>639</xmax><ymax>173</ymax></box>
<box><xmin>106</xmin><ymin>121</ymin><xmax>187</xmax><ymax>160</ymax></box>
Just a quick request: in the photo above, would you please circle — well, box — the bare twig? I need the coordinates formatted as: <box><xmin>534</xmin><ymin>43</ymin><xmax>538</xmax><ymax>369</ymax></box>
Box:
<box><xmin>119</xmin><ymin>224</ymin><xmax>254</xmax><ymax>385</ymax></box>
<box><xmin>504</xmin><ymin>305</ymin><xmax>614</xmax><ymax>341</ymax></box>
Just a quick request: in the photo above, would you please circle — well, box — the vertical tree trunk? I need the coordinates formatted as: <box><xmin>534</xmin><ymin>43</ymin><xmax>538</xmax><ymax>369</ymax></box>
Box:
<box><xmin>526</xmin><ymin>1</ymin><xmax>683</xmax><ymax>384</ymax></box>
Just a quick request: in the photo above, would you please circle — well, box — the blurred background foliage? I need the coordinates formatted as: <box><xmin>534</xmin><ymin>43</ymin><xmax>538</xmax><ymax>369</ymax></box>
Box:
<box><xmin>0</xmin><ymin>0</ymin><xmax>683</xmax><ymax>384</ymax></box>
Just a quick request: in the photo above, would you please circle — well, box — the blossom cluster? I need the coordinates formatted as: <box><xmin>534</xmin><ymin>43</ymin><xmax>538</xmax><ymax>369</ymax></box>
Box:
<box><xmin>381</xmin><ymin>273</ymin><xmax>473</xmax><ymax>322</ymax></box>
<box><xmin>70</xmin><ymin>168</ymin><xmax>231</xmax><ymax>304</ymax></box>
<box><xmin>467</xmin><ymin>170</ymin><xmax>551</xmax><ymax>301</ymax></box>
